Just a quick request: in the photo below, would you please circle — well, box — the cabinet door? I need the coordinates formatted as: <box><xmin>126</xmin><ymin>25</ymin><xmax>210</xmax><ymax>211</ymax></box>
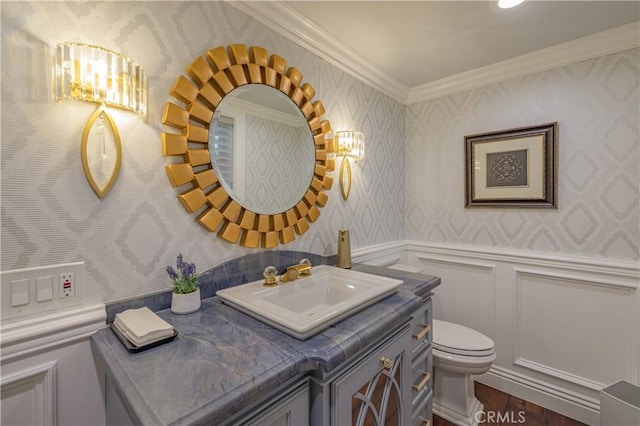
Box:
<box><xmin>332</xmin><ymin>327</ymin><xmax>412</xmax><ymax>426</ymax></box>
<box><xmin>243</xmin><ymin>381</ymin><xmax>309</xmax><ymax>426</ymax></box>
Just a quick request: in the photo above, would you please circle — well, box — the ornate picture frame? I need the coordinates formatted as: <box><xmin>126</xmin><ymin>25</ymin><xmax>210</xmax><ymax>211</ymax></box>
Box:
<box><xmin>465</xmin><ymin>122</ymin><xmax>558</xmax><ymax>208</ymax></box>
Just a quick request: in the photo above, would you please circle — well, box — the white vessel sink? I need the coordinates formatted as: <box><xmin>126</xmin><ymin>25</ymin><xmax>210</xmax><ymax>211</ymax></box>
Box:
<box><xmin>216</xmin><ymin>265</ymin><xmax>403</xmax><ymax>339</ymax></box>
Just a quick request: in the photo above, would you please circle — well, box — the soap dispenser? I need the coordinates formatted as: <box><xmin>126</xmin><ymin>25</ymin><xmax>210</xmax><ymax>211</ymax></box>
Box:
<box><xmin>337</xmin><ymin>229</ymin><xmax>352</xmax><ymax>269</ymax></box>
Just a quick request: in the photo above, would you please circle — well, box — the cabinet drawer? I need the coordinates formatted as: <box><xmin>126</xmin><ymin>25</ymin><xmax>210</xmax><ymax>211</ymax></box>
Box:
<box><xmin>411</xmin><ymin>346</ymin><xmax>432</xmax><ymax>409</ymax></box>
<box><xmin>410</xmin><ymin>299</ymin><xmax>432</xmax><ymax>358</ymax></box>
<box><xmin>411</xmin><ymin>389</ymin><xmax>433</xmax><ymax>426</ymax></box>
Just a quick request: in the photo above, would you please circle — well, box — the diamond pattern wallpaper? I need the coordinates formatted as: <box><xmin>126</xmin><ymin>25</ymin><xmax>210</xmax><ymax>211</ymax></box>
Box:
<box><xmin>1</xmin><ymin>1</ymin><xmax>406</xmax><ymax>303</ymax></box>
<box><xmin>1</xmin><ymin>2</ymin><xmax>637</xmax><ymax>305</ymax></box>
<box><xmin>243</xmin><ymin>113</ymin><xmax>314</xmax><ymax>214</ymax></box>
<box><xmin>405</xmin><ymin>49</ymin><xmax>639</xmax><ymax>260</ymax></box>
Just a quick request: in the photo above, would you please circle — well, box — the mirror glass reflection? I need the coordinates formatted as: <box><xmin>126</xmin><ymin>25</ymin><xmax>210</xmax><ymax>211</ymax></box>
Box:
<box><xmin>209</xmin><ymin>84</ymin><xmax>315</xmax><ymax>215</ymax></box>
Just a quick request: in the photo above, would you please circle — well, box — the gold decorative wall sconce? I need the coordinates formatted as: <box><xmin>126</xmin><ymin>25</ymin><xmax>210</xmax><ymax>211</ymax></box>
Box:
<box><xmin>335</xmin><ymin>131</ymin><xmax>365</xmax><ymax>200</ymax></box>
<box><xmin>53</xmin><ymin>42</ymin><xmax>147</xmax><ymax>198</ymax></box>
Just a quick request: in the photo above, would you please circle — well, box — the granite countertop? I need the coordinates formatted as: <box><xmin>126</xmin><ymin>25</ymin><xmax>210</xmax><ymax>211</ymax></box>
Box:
<box><xmin>91</xmin><ymin>264</ymin><xmax>440</xmax><ymax>425</ymax></box>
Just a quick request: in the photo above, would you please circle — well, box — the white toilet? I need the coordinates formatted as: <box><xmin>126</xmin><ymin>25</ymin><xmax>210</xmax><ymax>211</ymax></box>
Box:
<box><xmin>432</xmin><ymin>319</ymin><xmax>496</xmax><ymax>426</ymax></box>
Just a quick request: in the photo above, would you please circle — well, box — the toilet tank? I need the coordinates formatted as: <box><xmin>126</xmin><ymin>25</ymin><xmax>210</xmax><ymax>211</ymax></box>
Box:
<box><xmin>600</xmin><ymin>380</ymin><xmax>640</xmax><ymax>426</ymax></box>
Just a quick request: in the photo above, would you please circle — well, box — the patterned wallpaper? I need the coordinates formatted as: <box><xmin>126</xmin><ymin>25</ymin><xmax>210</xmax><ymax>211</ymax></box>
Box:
<box><xmin>243</xmin><ymin>113</ymin><xmax>313</xmax><ymax>214</ymax></box>
<box><xmin>405</xmin><ymin>48</ymin><xmax>639</xmax><ymax>260</ymax></box>
<box><xmin>2</xmin><ymin>2</ymin><xmax>636</xmax><ymax>305</ymax></box>
<box><xmin>0</xmin><ymin>1</ymin><xmax>406</xmax><ymax>303</ymax></box>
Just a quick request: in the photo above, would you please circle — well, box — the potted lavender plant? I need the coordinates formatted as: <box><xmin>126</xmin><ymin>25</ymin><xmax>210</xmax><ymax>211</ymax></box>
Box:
<box><xmin>166</xmin><ymin>253</ymin><xmax>201</xmax><ymax>314</ymax></box>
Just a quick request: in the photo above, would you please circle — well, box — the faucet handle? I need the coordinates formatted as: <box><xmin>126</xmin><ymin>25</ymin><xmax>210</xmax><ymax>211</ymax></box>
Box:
<box><xmin>263</xmin><ymin>266</ymin><xmax>278</xmax><ymax>287</ymax></box>
<box><xmin>298</xmin><ymin>258</ymin><xmax>312</xmax><ymax>275</ymax></box>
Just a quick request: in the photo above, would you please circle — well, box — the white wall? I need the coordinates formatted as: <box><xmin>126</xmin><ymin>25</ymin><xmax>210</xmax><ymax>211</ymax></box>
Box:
<box><xmin>403</xmin><ymin>49</ymin><xmax>640</xmax><ymax>424</ymax></box>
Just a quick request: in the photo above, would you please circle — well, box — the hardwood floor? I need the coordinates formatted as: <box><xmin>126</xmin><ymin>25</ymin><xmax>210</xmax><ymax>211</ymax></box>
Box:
<box><xmin>433</xmin><ymin>382</ymin><xmax>587</xmax><ymax>426</ymax></box>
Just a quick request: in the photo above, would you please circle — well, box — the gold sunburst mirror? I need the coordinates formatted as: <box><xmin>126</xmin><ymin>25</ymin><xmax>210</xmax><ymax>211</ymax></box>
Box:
<box><xmin>161</xmin><ymin>44</ymin><xmax>335</xmax><ymax>248</ymax></box>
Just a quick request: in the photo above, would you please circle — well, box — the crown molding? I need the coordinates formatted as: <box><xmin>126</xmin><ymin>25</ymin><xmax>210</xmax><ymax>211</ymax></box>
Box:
<box><xmin>227</xmin><ymin>1</ymin><xmax>410</xmax><ymax>104</ymax></box>
<box><xmin>408</xmin><ymin>21</ymin><xmax>640</xmax><ymax>104</ymax></box>
<box><xmin>228</xmin><ymin>1</ymin><xmax>639</xmax><ymax>106</ymax></box>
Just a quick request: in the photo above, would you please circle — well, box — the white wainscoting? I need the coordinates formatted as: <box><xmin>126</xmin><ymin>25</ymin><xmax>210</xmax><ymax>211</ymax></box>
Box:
<box><xmin>356</xmin><ymin>240</ymin><xmax>639</xmax><ymax>424</ymax></box>
<box><xmin>2</xmin><ymin>243</ymin><xmax>635</xmax><ymax>426</ymax></box>
<box><xmin>0</xmin><ymin>304</ymin><xmax>107</xmax><ymax>426</ymax></box>
<box><xmin>397</xmin><ymin>241</ymin><xmax>640</xmax><ymax>425</ymax></box>
<box><xmin>1</xmin><ymin>361</ymin><xmax>57</xmax><ymax>426</ymax></box>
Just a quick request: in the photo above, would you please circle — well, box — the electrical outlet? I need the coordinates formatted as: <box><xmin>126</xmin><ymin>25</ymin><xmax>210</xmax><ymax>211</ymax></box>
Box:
<box><xmin>59</xmin><ymin>272</ymin><xmax>75</xmax><ymax>297</ymax></box>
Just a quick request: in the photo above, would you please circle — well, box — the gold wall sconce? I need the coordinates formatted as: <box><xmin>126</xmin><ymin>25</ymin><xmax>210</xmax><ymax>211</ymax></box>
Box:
<box><xmin>53</xmin><ymin>42</ymin><xmax>147</xmax><ymax>198</ymax></box>
<box><xmin>335</xmin><ymin>131</ymin><xmax>365</xmax><ymax>200</ymax></box>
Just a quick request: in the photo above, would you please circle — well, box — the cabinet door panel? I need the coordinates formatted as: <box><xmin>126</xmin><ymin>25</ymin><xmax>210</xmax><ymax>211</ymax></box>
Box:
<box><xmin>332</xmin><ymin>327</ymin><xmax>411</xmax><ymax>426</ymax></box>
<box><xmin>243</xmin><ymin>381</ymin><xmax>309</xmax><ymax>426</ymax></box>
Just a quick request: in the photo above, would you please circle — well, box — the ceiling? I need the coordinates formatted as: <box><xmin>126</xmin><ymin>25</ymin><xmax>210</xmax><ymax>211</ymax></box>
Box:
<box><xmin>230</xmin><ymin>1</ymin><xmax>639</xmax><ymax>104</ymax></box>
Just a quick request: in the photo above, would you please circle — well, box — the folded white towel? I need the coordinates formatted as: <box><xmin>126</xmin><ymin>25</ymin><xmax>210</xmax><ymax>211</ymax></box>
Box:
<box><xmin>113</xmin><ymin>307</ymin><xmax>174</xmax><ymax>347</ymax></box>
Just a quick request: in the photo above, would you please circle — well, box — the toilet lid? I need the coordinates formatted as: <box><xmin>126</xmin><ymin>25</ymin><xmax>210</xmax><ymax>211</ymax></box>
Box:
<box><xmin>433</xmin><ymin>320</ymin><xmax>495</xmax><ymax>357</ymax></box>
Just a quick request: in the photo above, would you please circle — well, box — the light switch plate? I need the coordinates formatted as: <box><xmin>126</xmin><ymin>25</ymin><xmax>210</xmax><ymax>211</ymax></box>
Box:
<box><xmin>1</xmin><ymin>262</ymin><xmax>84</xmax><ymax>322</ymax></box>
<box><xmin>10</xmin><ymin>279</ymin><xmax>29</xmax><ymax>307</ymax></box>
<box><xmin>36</xmin><ymin>275</ymin><xmax>54</xmax><ymax>302</ymax></box>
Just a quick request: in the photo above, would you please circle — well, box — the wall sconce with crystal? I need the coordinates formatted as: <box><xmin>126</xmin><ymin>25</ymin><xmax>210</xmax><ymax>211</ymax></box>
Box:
<box><xmin>53</xmin><ymin>42</ymin><xmax>147</xmax><ymax>198</ymax></box>
<box><xmin>335</xmin><ymin>131</ymin><xmax>365</xmax><ymax>200</ymax></box>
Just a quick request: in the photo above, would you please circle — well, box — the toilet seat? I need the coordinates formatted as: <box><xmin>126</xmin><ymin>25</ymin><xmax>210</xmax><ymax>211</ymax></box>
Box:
<box><xmin>433</xmin><ymin>320</ymin><xmax>495</xmax><ymax>357</ymax></box>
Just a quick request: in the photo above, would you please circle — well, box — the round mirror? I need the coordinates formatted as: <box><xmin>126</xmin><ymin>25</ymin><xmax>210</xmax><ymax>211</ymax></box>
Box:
<box><xmin>209</xmin><ymin>84</ymin><xmax>315</xmax><ymax>215</ymax></box>
<box><xmin>161</xmin><ymin>44</ymin><xmax>335</xmax><ymax>248</ymax></box>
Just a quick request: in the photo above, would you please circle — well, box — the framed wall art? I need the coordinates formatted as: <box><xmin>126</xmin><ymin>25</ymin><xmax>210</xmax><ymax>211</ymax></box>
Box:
<box><xmin>464</xmin><ymin>122</ymin><xmax>558</xmax><ymax>208</ymax></box>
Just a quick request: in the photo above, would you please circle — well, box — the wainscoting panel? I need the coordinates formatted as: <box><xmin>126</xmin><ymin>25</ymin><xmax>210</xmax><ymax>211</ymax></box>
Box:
<box><xmin>0</xmin><ymin>304</ymin><xmax>107</xmax><ymax>426</ymax></box>
<box><xmin>1</xmin><ymin>361</ymin><xmax>56</xmax><ymax>426</ymax></box>
<box><xmin>515</xmin><ymin>268</ymin><xmax>636</xmax><ymax>389</ymax></box>
<box><xmin>413</xmin><ymin>255</ymin><xmax>496</xmax><ymax>342</ymax></box>
<box><xmin>401</xmin><ymin>241</ymin><xmax>639</xmax><ymax>425</ymax></box>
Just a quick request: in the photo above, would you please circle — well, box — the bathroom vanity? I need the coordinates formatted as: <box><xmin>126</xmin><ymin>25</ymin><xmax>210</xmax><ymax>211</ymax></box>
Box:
<box><xmin>91</xmin><ymin>262</ymin><xmax>439</xmax><ymax>426</ymax></box>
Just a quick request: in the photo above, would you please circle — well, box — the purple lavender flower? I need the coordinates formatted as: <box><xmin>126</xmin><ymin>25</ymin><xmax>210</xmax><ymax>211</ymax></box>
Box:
<box><xmin>166</xmin><ymin>265</ymin><xmax>178</xmax><ymax>281</ymax></box>
<box><xmin>167</xmin><ymin>253</ymin><xmax>200</xmax><ymax>294</ymax></box>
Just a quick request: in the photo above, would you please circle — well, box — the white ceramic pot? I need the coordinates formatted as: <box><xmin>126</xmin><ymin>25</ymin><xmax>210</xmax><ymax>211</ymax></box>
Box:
<box><xmin>171</xmin><ymin>288</ymin><xmax>201</xmax><ymax>314</ymax></box>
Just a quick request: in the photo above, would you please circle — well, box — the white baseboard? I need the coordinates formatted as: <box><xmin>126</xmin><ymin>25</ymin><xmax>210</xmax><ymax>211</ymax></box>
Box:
<box><xmin>479</xmin><ymin>366</ymin><xmax>600</xmax><ymax>425</ymax></box>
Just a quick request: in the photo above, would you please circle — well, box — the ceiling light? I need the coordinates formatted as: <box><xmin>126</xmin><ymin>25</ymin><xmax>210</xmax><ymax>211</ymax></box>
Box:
<box><xmin>498</xmin><ymin>0</ymin><xmax>525</xmax><ymax>9</ymax></box>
